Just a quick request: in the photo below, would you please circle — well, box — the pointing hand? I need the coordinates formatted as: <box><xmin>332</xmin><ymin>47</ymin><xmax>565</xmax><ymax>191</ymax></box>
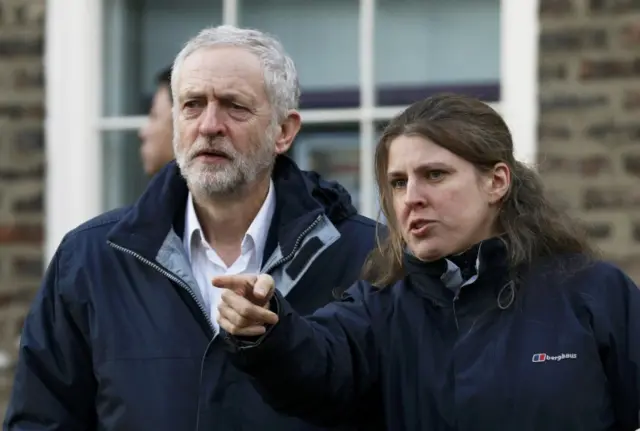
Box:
<box><xmin>213</xmin><ymin>274</ymin><xmax>278</xmax><ymax>337</ymax></box>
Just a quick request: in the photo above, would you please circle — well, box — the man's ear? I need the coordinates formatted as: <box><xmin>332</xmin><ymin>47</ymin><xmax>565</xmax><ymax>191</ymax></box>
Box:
<box><xmin>273</xmin><ymin>110</ymin><xmax>301</xmax><ymax>154</ymax></box>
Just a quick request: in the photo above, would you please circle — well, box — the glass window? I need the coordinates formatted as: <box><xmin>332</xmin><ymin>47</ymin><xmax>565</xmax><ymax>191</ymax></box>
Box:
<box><xmin>375</xmin><ymin>0</ymin><xmax>501</xmax><ymax>106</ymax></box>
<box><xmin>102</xmin><ymin>0</ymin><xmax>223</xmax><ymax>117</ymax></box>
<box><xmin>238</xmin><ymin>0</ymin><xmax>360</xmax><ymax>109</ymax></box>
<box><xmin>292</xmin><ymin>124</ymin><xmax>361</xmax><ymax>204</ymax></box>
<box><xmin>102</xmin><ymin>130</ymin><xmax>150</xmax><ymax>211</ymax></box>
<box><xmin>292</xmin><ymin>124</ymin><xmax>386</xmax><ymax>221</ymax></box>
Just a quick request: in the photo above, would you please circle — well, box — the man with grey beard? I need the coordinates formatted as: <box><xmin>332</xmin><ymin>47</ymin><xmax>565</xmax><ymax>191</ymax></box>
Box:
<box><xmin>5</xmin><ymin>25</ymin><xmax>381</xmax><ymax>431</ymax></box>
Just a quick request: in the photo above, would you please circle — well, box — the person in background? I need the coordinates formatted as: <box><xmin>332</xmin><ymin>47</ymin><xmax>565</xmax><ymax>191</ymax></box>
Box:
<box><xmin>138</xmin><ymin>66</ymin><xmax>175</xmax><ymax>176</ymax></box>
<box><xmin>216</xmin><ymin>94</ymin><xmax>640</xmax><ymax>431</ymax></box>
<box><xmin>4</xmin><ymin>26</ymin><xmax>380</xmax><ymax>431</ymax></box>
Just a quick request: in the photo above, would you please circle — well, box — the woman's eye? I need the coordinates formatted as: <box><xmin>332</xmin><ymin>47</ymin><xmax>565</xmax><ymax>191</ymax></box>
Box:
<box><xmin>427</xmin><ymin>170</ymin><xmax>445</xmax><ymax>180</ymax></box>
<box><xmin>390</xmin><ymin>179</ymin><xmax>407</xmax><ymax>189</ymax></box>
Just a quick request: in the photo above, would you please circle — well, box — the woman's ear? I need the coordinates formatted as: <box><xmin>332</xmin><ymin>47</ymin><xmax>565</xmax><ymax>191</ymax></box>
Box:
<box><xmin>486</xmin><ymin>162</ymin><xmax>510</xmax><ymax>204</ymax></box>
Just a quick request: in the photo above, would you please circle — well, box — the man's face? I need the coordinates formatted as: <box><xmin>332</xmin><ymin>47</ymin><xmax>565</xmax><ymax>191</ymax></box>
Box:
<box><xmin>138</xmin><ymin>85</ymin><xmax>174</xmax><ymax>175</ymax></box>
<box><xmin>173</xmin><ymin>46</ymin><xmax>278</xmax><ymax>198</ymax></box>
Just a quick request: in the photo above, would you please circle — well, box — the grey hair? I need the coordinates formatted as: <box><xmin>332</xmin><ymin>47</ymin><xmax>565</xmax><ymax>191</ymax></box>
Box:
<box><xmin>170</xmin><ymin>25</ymin><xmax>300</xmax><ymax>122</ymax></box>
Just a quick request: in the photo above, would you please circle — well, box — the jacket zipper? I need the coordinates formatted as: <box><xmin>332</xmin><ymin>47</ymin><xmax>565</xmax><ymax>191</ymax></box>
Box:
<box><xmin>261</xmin><ymin>214</ymin><xmax>323</xmax><ymax>274</ymax></box>
<box><xmin>107</xmin><ymin>240</ymin><xmax>215</xmax><ymax>334</ymax></box>
<box><xmin>109</xmin><ymin>215</ymin><xmax>323</xmax><ymax>431</ymax></box>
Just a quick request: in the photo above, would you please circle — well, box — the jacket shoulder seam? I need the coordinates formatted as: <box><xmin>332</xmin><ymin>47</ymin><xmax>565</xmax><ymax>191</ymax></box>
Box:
<box><xmin>62</xmin><ymin>214</ymin><xmax>124</xmax><ymax>243</ymax></box>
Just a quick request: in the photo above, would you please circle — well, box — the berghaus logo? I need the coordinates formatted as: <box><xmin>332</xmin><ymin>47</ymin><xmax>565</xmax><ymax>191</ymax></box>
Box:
<box><xmin>532</xmin><ymin>353</ymin><xmax>577</xmax><ymax>363</ymax></box>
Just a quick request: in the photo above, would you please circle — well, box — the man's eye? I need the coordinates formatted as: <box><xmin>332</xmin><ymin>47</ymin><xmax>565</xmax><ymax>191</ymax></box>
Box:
<box><xmin>183</xmin><ymin>100</ymin><xmax>202</xmax><ymax>109</ymax></box>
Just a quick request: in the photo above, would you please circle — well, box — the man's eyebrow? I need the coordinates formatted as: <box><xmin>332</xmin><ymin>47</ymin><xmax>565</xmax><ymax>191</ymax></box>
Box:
<box><xmin>178</xmin><ymin>89</ymin><xmax>204</xmax><ymax>102</ymax></box>
<box><xmin>178</xmin><ymin>89</ymin><xmax>256</xmax><ymax>104</ymax></box>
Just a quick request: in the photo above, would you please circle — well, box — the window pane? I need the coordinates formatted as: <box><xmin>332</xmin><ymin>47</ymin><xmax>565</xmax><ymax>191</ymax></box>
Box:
<box><xmin>292</xmin><ymin>124</ymin><xmax>385</xmax><ymax>221</ymax></box>
<box><xmin>102</xmin><ymin>0</ymin><xmax>223</xmax><ymax>116</ymax></box>
<box><xmin>375</xmin><ymin>0</ymin><xmax>500</xmax><ymax>106</ymax></box>
<box><xmin>239</xmin><ymin>0</ymin><xmax>360</xmax><ymax>109</ymax></box>
<box><xmin>102</xmin><ymin>130</ymin><xmax>150</xmax><ymax>211</ymax></box>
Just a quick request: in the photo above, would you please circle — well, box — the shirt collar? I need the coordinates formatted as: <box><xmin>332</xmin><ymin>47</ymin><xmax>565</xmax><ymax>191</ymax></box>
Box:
<box><xmin>183</xmin><ymin>179</ymin><xmax>276</xmax><ymax>263</ymax></box>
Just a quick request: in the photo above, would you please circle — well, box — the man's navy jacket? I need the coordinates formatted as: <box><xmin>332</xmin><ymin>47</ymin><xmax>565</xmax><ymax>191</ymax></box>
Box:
<box><xmin>4</xmin><ymin>155</ymin><xmax>380</xmax><ymax>431</ymax></box>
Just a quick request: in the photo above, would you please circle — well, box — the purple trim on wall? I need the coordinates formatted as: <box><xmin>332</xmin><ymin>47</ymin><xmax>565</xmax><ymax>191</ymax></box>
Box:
<box><xmin>299</xmin><ymin>82</ymin><xmax>500</xmax><ymax>110</ymax></box>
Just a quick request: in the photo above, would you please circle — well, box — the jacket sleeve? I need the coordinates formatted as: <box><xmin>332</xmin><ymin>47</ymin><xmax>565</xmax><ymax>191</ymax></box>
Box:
<box><xmin>591</xmin><ymin>263</ymin><xmax>640</xmax><ymax>430</ymax></box>
<box><xmin>3</xmin><ymin>244</ymin><xmax>96</xmax><ymax>430</ymax></box>
<box><xmin>225</xmin><ymin>281</ymin><xmax>380</xmax><ymax>427</ymax></box>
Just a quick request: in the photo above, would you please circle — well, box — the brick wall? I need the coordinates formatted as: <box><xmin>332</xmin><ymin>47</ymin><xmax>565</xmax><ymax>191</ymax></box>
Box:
<box><xmin>538</xmin><ymin>0</ymin><xmax>640</xmax><ymax>281</ymax></box>
<box><xmin>0</xmin><ymin>0</ymin><xmax>46</xmax><ymax>414</ymax></box>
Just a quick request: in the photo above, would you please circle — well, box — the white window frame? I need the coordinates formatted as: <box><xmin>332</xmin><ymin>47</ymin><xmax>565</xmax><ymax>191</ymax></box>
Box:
<box><xmin>44</xmin><ymin>0</ymin><xmax>539</xmax><ymax>262</ymax></box>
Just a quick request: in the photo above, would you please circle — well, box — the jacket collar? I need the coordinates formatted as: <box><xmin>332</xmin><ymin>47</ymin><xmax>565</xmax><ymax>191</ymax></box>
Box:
<box><xmin>106</xmin><ymin>155</ymin><xmax>358</xmax><ymax>262</ymax></box>
<box><xmin>403</xmin><ymin>237</ymin><xmax>514</xmax><ymax>307</ymax></box>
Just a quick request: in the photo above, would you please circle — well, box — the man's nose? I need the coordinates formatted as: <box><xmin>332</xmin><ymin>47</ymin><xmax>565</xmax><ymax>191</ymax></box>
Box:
<box><xmin>199</xmin><ymin>103</ymin><xmax>225</xmax><ymax>136</ymax></box>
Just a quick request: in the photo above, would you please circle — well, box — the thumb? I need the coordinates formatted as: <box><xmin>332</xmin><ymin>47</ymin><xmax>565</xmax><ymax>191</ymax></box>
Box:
<box><xmin>253</xmin><ymin>274</ymin><xmax>275</xmax><ymax>301</ymax></box>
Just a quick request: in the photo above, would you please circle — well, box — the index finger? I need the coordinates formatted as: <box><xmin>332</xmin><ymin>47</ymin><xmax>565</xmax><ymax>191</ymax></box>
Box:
<box><xmin>212</xmin><ymin>274</ymin><xmax>258</xmax><ymax>294</ymax></box>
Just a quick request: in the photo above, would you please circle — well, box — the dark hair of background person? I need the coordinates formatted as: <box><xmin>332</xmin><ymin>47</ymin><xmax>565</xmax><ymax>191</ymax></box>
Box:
<box><xmin>156</xmin><ymin>66</ymin><xmax>172</xmax><ymax>101</ymax></box>
<box><xmin>361</xmin><ymin>94</ymin><xmax>595</xmax><ymax>288</ymax></box>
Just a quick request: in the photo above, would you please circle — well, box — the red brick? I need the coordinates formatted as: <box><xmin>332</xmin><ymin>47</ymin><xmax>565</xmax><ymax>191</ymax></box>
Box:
<box><xmin>540</xmin><ymin>27</ymin><xmax>608</xmax><ymax>52</ymax></box>
<box><xmin>539</xmin><ymin>93</ymin><xmax>609</xmax><ymax>111</ymax></box>
<box><xmin>11</xmin><ymin>191</ymin><xmax>43</xmax><ymax>214</ymax></box>
<box><xmin>589</xmin><ymin>0</ymin><xmax>640</xmax><ymax>14</ymax></box>
<box><xmin>11</xmin><ymin>255</ymin><xmax>43</xmax><ymax>278</ymax></box>
<box><xmin>623</xmin><ymin>153</ymin><xmax>640</xmax><ymax>177</ymax></box>
<box><xmin>620</xmin><ymin>22</ymin><xmax>640</xmax><ymax>47</ymax></box>
<box><xmin>623</xmin><ymin>89</ymin><xmax>640</xmax><ymax>110</ymax></box>
<box><xmin>0</xmin><ymin>103</ymin><xmax>44</xmax><ymax>120</ymax></box>
<box><xmin>580</xmin><ymin>57</ymin><xmax>640</xmax><ymax>80</ymax></box>
<box><xmin>583</xmin><ymin>187</ymin><xmax>640</xmax><ymax>210</ymax></box>
<box><xmin>0</xmin><ymin>164</ymin><xmax>44</xmax><ymax>182</ymax></box>
<box><xmin>12</xmin><ymin>128</ymin><xmax>44</xmax><ymax>154</ymax></box>
<box><xmin>634</xmin><ymin>222</ymin><xmax>640</xmax><ymax>242</ymax></box>
<box><xmin>539</xmin><ymin>62</ymin><xmax>568</xmax><ymax>81</ymax></box>
<box><xmin>539</xmin><ymin>154</ymin><xmax>613</xmax><ymax>177</ymax></box>
<box><xmin>13</xmin><ymin>66</ymin><xmax>43</xmax><ymax>89</ymax></box>
<box><xmin>0</xmin><ymin>288</ymin><xmax>38</xmax><ymax>308</ymax></box>
<box><xmin>538</xmin><ymin>123</ymin><xmax>572</xmax><ymax>140</ymax></box>
<box><xmin>540</xmin><ymin>0</ymin><xmax>575</xmax><ymax>15</ymax></box>
<box><xmin>0</xmin><ymin>224</ymin><xmax>42</xmax><ymax>244</ymax></box>
<box><xmin>585</xmin><ymin>120</ymin><xmax>640</xmax><ymax>146</ymax></box>
<box><xmin>0</xmin><ymin>36</ymin><xmax>42</xmax><ymax>57</ymax></box>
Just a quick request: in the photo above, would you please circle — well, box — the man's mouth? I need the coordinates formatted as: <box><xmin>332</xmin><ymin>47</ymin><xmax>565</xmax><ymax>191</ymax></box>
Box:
<box><xmin>193</xmin><ymin>149</ymin><xmax>231</xmax><ymax>161</ymax></box>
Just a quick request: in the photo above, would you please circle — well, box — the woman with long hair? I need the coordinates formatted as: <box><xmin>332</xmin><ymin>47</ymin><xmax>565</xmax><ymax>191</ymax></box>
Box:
<box><xmin>213</xmin><ymin>94</ymin><xmax>640</xmax><ymax>430</ymax></box>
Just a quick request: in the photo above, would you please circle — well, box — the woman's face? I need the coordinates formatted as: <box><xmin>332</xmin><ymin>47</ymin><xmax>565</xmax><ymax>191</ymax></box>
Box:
<box><xmin>386</xmin><ymin>134</ymin><xmax>509</xmax><ymax>261</ymax></box>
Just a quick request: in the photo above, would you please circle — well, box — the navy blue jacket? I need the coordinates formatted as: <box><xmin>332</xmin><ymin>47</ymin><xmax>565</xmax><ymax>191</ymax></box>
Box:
<box><xmin>4</xmin><ymin>156</ymin><xmax>379</xmax><ymax>431</ymax></box>
<box><xmin>227</xmin><ymin>239</ymin><xmax>640</xmax><ymax>431</ymax></box>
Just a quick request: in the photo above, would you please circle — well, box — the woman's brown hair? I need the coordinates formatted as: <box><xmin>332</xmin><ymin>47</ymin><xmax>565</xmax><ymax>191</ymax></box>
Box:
<box><xmin>361</xmin><ymin>93</ymin><xmax>594</xmax><ymax>287</ymax></box>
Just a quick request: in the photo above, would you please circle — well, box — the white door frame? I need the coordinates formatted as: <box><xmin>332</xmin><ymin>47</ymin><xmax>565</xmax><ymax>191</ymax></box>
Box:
<box><xmin>45</xmin><ymin>0</ymin><xmax>103</xmax><ymax>262</ymax></box>
<box><xmin>44</xmin><ymin>0</ymin><xmax>539</xmax><ymax>262</ymax></box>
